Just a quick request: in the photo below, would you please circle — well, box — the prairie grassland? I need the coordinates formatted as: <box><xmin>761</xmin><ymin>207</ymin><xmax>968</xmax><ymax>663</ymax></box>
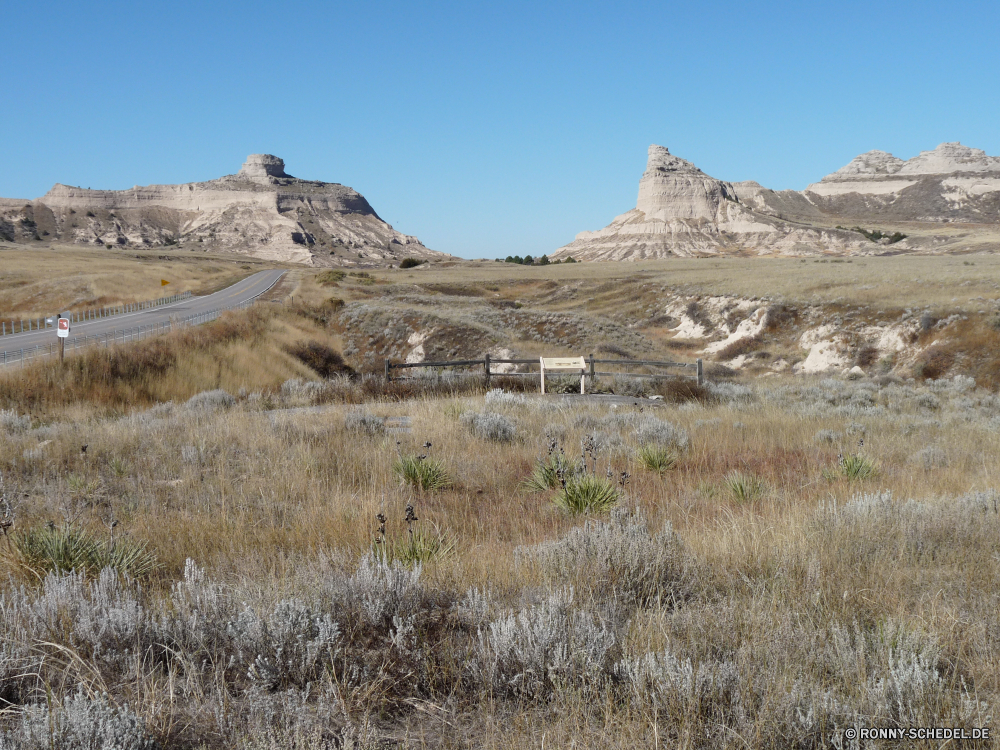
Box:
<box><xmin>2</xmin><ymin>261</ymin><xmax>1000</xmax><ymax>748</ymax></box>
<box><xmin>0</xmin><ymin>245</ymin><xmax>281</xmax><ymax>317</ymax></box>
<box><xmin>2</xmin><ymin>357</ymin><xmax>1000</xmax><ymax>747</ymax></box>
<box><xmin>390</xmin><ymin>254</ymin><xmax>1000</xmax><ymax>312</ymax></box>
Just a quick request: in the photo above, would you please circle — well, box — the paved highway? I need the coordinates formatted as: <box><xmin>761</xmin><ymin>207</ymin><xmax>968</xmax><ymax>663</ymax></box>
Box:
<box><xmin>1</xmin><ymin>269</ymin><xmax>285</xmax><ymax>357</ymax></box>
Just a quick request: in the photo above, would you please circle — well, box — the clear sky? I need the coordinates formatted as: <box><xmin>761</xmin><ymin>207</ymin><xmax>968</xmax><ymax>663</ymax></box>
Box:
<box><xmin>2</xmin><ymin>0</ymin><xmax>998</xmax><ymax>258</ymax></box>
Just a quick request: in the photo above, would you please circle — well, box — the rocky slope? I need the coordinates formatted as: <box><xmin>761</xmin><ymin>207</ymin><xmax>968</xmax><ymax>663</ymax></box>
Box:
<box><xmin>0</xmin><ymin>155</ymin><xmax>444</xmax><ymax>266</ymax></box>
<box><xmin>553</xmin><ymin>142</ymin><xmax>1000</xmax><ymax>261</ymax></box>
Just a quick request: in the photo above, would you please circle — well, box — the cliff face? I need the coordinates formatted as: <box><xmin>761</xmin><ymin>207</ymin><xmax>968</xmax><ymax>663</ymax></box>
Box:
<box><xmin>552</xmin><ymin>142</ymin><xmax>1000</xmax><ymax>261</ymax></box>
<box><xmin>0</xmin><ymin>155</ymin><xmax>444</xmax><ymax>266</ymax></box>
<box><xmin>798</xmin><ymin>143</ymin><xmax>1000</xmax><ymax>225</ymax></box>
<box><xmin>553</xmin><ymin>145</ymin><xmax>873</xmax><ymax>260</ymax></box>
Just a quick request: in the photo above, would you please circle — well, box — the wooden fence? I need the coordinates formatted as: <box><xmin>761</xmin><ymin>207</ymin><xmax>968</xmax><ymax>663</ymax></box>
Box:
<box><xmin>385</xmin><ymin>354</ymin><xmax>704</xmax><ymax>387</ymax></box>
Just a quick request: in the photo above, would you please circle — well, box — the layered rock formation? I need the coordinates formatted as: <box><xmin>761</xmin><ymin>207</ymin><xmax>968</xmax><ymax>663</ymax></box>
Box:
<box><xmin>553</xmin><ymin>142</ymin><xmax>1000</xmax><ymax>261</ymax></box>
<box><xmin>0</xmin><ymin>155</ymin><xmax>444</xmax><ymax>266</ymax></box>
<box><xmin>797</xmin><ymin>142</ymin><xmax>1000</xmax><ymax>224</ymax></box>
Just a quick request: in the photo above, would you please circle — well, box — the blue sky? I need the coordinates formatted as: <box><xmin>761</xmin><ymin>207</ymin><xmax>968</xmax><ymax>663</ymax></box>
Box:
<box><xmin>2</xmin><ymin>0</ymin><xmax>998</xmax><ymax>258</ymax></box>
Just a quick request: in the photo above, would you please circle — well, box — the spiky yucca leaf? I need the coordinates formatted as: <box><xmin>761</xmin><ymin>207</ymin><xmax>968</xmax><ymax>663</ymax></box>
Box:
<box><xmin>553</xmin><ymin>475</ymin><xmax>620</xmax><ymax>515</ymax></box>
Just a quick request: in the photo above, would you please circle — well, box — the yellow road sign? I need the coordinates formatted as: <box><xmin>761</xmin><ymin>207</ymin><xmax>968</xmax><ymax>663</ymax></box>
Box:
<box><xmin>161</xmin><ymin>279</ymin><xmax>170</xmax><ymax>286</ymax></box>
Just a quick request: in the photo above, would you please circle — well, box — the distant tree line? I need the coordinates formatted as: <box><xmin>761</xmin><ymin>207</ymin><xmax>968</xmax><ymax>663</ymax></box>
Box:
<box><xmin>497</xmin><ymin>255</ymin><xmax>576</xmax><ymax>265</ymax></box>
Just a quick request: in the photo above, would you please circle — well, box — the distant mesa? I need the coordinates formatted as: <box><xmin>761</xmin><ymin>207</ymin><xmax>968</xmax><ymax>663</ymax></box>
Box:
<box><xmin>0</xmin><ymin>155</ymin><xmax>447</xmax><ymax>267</ymax></box>
<box><xmin>551</xmin><ymin>142</ymin><xmax>1000</xmax><ymax>261</ymax></box>
<box><xmin>237</xmin><ymin>154</ymin><xmax>291</xmax><ymax>182</ymax></box>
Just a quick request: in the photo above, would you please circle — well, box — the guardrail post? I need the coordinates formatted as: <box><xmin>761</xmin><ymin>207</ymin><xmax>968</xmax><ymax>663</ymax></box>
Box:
<box><xmin>588</xmin><ymin>353</ymin><xmax>595</xmax><ymax>388</ymax></box>
<box><xmin>385</xmin><ymin>359</ymin><xmax>391</xmax><ymax>382</ymax></box>
<box><xmin>484</xmin><ymin>353</ymin><xmax>491</xmax><ymax>388</ymax></box>
<box><xmin>696</xmin><ymin>358</ymin><xmax>704</xmax><ymax>386</ymax></box>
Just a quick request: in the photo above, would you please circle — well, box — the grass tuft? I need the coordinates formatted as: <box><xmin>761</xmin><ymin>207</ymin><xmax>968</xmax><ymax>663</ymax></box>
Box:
<box><xmin>839</xmin><ymin>452</ymin><xmax>879</xmax><ymax>480</ymax></box>
<box><xmin>636</xmin><ymin>444</ymin><xmax>678</xmax><ymax>473</ymax></box>
<box><xmin>6</xmin><ymin>523</ymin><xmax>159</xmax><ymax>580</ymax></box>
<box><xmin>553</xmin><ymin>474</ymin><xmax>620</xmax><ymax>515</ymax></box>
<box><xmin>523</xmin><ymin>454</ymin><xmax>580</xmax><ymax>492</ymax></box>
<box><xmin>393</xmin><ymin>455</ymin><xmax>452</xmax><ymax>491</ymax></box>
<box><xmin>375</xmin><ymin>525</ymin><xmax>453</xmax><ymax>566</ymax></box>
<box><xmin>723</xmin><ymin>470</ymin><xmax>767</xmax><ymax>503</ymax></box>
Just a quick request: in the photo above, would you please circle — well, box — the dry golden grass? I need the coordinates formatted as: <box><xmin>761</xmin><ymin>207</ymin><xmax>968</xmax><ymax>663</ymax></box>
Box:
<box><xmin>3</xmin><ymin>260</ymin><xmax>1000</xmax><ymax>747</ymax></box>
<box><xmin>0</xmin><ymin>244</ymin><xmax>284</xmax><ymax>317</ymax></box>
<box><xmin>0</xmin><ymin>306</ymin><xmax>345</xmax><ymax>418</ymax></box>
<box><xmin>383</xmin><ymin>254</ymin><xmax>1000</xmax><ymax>313</ymax></box>
<box><xmin>3</xmin><ymin>371</ymin><xmax>1000</xmax><ymax>746</ymax></box>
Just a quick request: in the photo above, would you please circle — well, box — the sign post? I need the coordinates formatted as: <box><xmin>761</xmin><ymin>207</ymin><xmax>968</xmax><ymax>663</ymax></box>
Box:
<box><xmin>539</xmin><ymin>356</ymin><xmax>587</xmax><ymax>395</ymax></box>
<box><xmin>57</xmin><ymin>314</ymin><xmax>70</xmax><ymax>362</ymax></box>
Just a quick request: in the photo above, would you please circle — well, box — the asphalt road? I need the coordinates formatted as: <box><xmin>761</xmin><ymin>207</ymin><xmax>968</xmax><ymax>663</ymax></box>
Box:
<box><xmin>0</xmin><ymin>269</ymin><xmax>285</xmax><ymax>356</ymax></box>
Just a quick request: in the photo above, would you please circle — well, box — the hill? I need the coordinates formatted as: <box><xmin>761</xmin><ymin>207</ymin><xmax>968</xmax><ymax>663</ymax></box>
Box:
<box><xmin>0</xmin><ymin>154</ymin><xmax>446</xmax><ymax>267</ymax></box>
<box><xmin>553</xmin><ymin>143</ymin><xmax>1000</xmax><ymax>260</ymax></box>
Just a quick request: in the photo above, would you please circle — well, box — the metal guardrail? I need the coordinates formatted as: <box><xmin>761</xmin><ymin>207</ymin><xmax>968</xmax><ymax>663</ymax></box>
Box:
<box><xmin>1</xmin><ymin>291</ymin><xmax>193</xmax><ymax>336</ymax></box>
<box><xmin>386</xmin><ymin>354</ymin><xmax>704</xmax><ymax>386</ymax></box>
<box><xmin>0</xmin><ymin>273</ymin><xmax>283</xmax><ymax>369</ymax></box>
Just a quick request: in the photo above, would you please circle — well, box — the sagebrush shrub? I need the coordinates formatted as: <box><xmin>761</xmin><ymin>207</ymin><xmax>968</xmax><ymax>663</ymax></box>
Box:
<box><xmin>478</xmin><ymin>588</ymin><xmax>617</xmax><ymax>700</ymax></box>
<box><xmin>484</xmin><ymin>389</ymin><xmax>527</xmax><ymax>408</ymax></box>
<box><xmin>610</xmin><ymin>376</ymin><xmax>649</xmax><ymax>398</ymax></box>
<box><xmin>17</xmin><ymin>690</ymin><xmax>154</xmax><ymax>750</ymax></box>
<box><xmin>525</xmin><ymin>506</ymin><xmax>691</xmax><ymax>607</ymax></box>
<box><xmin>280</xmin><ymin>378</ymin><xmax>328</xmax><ymax>404</ymax></box>
<box><xmin>344</xmin><ymin>408</ymin><xmax>385</xmax><ymax>435</ymax></box>
<box><xmin>234</xmin><ymin>598</ymin><xmax>341</xmax><ymax>691</ymax></box>
<box><xmin>4</xmin><ymin>568</ymin><xmax>148</xmax><ymax>680</ymax></box>
<box><xmin>0</xmin><ymin>409</ymin><xmax>30</xmax><ymax>434</ymax></box>
<box><xmin>185</xmin><ymin>388</ymin><xmax>235</xmax><ymax>411</ymax></box>
<box><xmin>460</xmin><ymin>410</ymin><xmax>517</xmax><ymax>443</ymax></box>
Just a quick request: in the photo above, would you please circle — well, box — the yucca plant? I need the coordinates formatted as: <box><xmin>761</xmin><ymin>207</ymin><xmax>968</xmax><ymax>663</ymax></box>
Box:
<box><xmin>7</xmin><ymin>523</ymin><xmax>159</xmax><ymax>580</ymax></box>
<box><xmin>723</xmin><ymin>470</ymin><xmax>767</xmax><ymax>504</ymax></box>
<box><xmin>375</xmin><ymin>524</ymin><xmax>454</xmax><ymax>566</ymax></box>
<box><xmin>522</xmin><ymin>453</ymin><xmax>580</xmax><ymax>492</ymax></box>
<box><xmin>553</xmin><ymin>475</ymin><xmax>620</xmax><ymax>515</ymax></box>
<box><xmin>108</xmin><ymin>456</ymin><xmax>131</xmax><ymax>478</ymax></box>
<box><xmin>393</xmin><ymin>454</ymin><xmax>451</xmax><ymax>491</ymax></box>
<box><xmin>637</xmin><ymin>444</ymin><xmax>678</xmax><ymax>474</ymax></box>
<box><xmin>839</xmin><ymin>452</ymin><xmax>878</xmax><ymax>480</ymax></box>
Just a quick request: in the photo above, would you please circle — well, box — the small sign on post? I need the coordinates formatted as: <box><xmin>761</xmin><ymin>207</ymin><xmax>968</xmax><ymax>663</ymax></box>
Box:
<box><xmin>539</xmin><ymin>356</ymin><xmax>587</xmax><ymax>395</ymax></box>
<box><xmin>57</xmin><ymin>314</ymin><xmax>70</xmax><ymax>362</ymax></box>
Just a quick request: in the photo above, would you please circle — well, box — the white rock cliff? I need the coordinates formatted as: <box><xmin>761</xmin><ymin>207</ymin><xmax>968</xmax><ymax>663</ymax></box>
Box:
<box><xmin>553</xmin><ymin>142</ymin><xmax>1000</xmax><ymax>261</ymax></box>
<box><xmin>0</xmin><ymin>154</ymin><xmax>445</xmax><ymax>267</ymax></box>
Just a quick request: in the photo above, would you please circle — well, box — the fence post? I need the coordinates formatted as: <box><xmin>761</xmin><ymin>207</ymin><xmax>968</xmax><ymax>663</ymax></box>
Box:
<box><xmin>484</xmin><ymin>352</ymin><xmax>491</xmax><ymax>388</ymax></box>
<box><xmin>385</xmin><ymin>359</ymin><xmax>391</xmax><ymax>382</ymax></box>
<box><xmin>696</xmin><ymin>358</ymin><xmax>704</xmax><ymax>386</ymax></box>
<box><xmin>588</xmin><ymin>353</ymin><xmax>595</xmax><ymax>388</ymax></box>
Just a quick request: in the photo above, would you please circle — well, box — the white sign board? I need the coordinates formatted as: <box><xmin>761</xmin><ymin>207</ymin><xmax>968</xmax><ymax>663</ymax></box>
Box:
<box><xmin>539</xmin><ymin>355</ymin><xmax>587</xmax><ymax>394</ymax></box>
<box><xmin>57</xmin><ymin>317</ymin><xmax>70</xmax><ymax>338</ymax></box>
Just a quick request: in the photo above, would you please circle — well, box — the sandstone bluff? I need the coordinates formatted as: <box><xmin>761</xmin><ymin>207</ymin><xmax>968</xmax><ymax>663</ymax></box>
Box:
<box><xmin>552</xmin><ymin>142</ymin><xmax>1000</xmax><ymax>261</ymax></box>
<box><xmin>0</xmin><ymin>155</ymin><xmax>444</xmax><ymax>266</ymax></box>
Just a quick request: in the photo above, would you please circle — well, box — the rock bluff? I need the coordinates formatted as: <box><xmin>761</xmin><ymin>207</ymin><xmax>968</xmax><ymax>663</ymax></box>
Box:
<box><xmin>0</xmin><ymin>155</ymin><xmax>445</xmax><ymax>267</ymax></box>
<box><xmin>552</xmin><ymin>142</ymin><xmax>1000</xmax><ymax>261</ymax></box>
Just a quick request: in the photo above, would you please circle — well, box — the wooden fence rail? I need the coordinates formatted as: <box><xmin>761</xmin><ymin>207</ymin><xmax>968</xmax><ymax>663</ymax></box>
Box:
<box><xmin>385</xmin><ymin>354</ymin><xmax>704</xmax><ymax>387</ymax></box>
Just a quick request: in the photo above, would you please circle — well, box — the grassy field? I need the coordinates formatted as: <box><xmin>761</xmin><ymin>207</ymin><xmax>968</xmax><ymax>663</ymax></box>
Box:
<box><xmin>388</xmin><ymin>254</ymin><xmax>1000</xmax><ymax>312</ymax></box>
<box><xmin>1</xmin><ymin>257</ymin><xmax>1000</xmax><ymax>748</ymax></box>
<box><xmin>0</xmin><ymin>245</ymin><xmax>285</xmax><ymax>318</ymax></box>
